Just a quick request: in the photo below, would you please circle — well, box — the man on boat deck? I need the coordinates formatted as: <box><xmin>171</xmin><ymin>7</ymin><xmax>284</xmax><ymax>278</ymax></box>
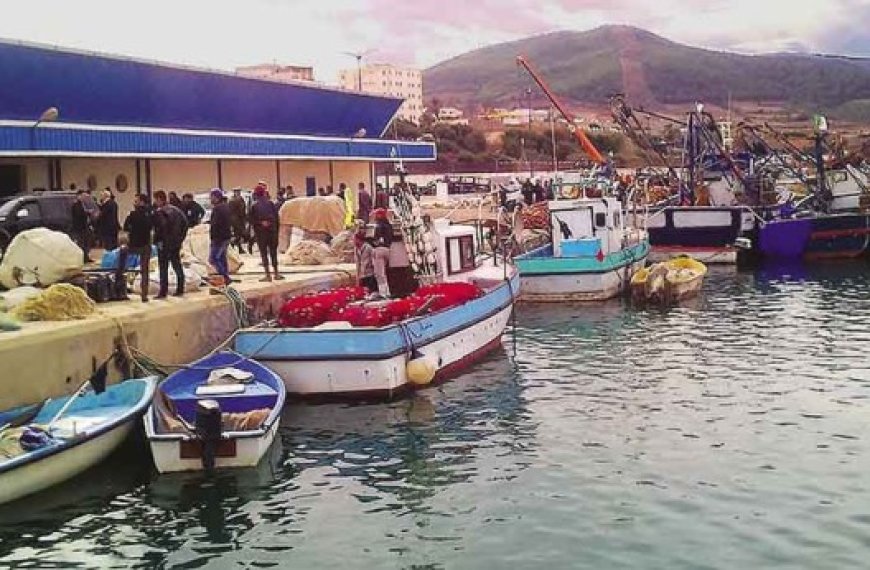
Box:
<box><xmin>354</xmin><ymin>229</ymin><xmax>377</xmax><ymax>292</ymax></box>
<box><xmin>371</xmin><ymin>208</ymin><xmax>393</xmax><ymax>298</ymax></box>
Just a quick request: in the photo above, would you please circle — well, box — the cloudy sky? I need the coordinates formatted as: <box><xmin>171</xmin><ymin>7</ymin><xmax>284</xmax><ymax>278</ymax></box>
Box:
<box><xmin>1</xmin><ymin>0</ymin><xmax>867</xmax><ymax>83</ymax></box>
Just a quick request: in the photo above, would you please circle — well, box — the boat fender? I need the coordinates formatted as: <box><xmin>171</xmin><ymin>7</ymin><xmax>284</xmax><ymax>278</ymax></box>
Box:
<box><xmin>407</xmin><ymin>355</ymin><xmax>436</xmax><ymax>386</ymax></box>
<box><xmin>195</xmin><ymin>399</ymin><xmax>222</xmax><ymax>472</ymax></box>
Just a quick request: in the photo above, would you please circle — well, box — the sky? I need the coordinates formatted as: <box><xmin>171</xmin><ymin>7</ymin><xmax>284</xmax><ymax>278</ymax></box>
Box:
<box><xmin>0</xmin><ymin>0</ymin><xmax>867</xmax><ymax>84</ymax></box>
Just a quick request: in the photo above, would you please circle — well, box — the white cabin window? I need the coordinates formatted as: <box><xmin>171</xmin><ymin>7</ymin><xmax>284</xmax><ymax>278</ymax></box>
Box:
<box><xmin>595</xmin><ymin>212</ymin><xmax>606</xmax><ymax>228</ymax></box>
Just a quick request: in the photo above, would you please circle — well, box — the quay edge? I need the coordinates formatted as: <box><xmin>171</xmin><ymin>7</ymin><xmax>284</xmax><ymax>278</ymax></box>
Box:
<box><xmin>0</xmin><ymin>265</ymin><xmax>353</xmax><ymax>410</ymax></box>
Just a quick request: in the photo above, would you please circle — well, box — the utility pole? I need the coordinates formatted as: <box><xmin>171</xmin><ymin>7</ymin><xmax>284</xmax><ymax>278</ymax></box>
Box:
<box><xmin>343</xmin><ymin>50</ymin><xmax>373</xmax><ymax>92</ymax></box>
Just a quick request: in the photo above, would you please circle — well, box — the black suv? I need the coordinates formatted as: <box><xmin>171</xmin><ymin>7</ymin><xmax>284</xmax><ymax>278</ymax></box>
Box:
<box><xmin>0</xmin><ymin>192</ymin><xmax>78</xmax><ymax>258</ymax></box>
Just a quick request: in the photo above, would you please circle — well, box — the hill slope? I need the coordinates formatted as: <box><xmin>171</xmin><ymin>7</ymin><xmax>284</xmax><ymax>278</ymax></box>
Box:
<box><xmin>423</xmin><ymin>26</ymin><xmax>870</xmax><ymax>110</ymax></box>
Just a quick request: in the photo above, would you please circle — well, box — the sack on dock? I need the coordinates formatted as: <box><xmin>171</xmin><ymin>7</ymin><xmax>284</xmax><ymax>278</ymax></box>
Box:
<box><xmin>330</xmin><ymin>230</ymin><xmax>356</xmax><ymax>263</ymax></box>
<box><xmin>181</xmin><ymin>226</ymin><xmax>243</xmax><ymax>274</ymax></box>
<box><xmin>283</xmin><ymin>240</ymin><xmax>339</xmax><ymax>266</ymax></box>
<box><xmin>0</xmin><ymin>229</ymin><xmax>83</xmax><ymax>289</ymax></box>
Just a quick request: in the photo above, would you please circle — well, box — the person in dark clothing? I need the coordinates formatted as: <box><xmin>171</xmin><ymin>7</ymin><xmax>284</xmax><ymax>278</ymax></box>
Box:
<box><xmin>168</xmin><ymin>191</ymin><xmax>183</xmax><ymax>209</ymax></box>
<box><xmin>374</xmin><ymin>183</ymin><xmax>390</xmax><ymax>210</ymax></box>
<box><xmin>181</xmin><ymin>193</ymin><xmax>205</xmax><ymax>227</ymax></box>
<box><xmin>249</xmin><ymin>184</ymin><xmax>283</xmax><ymax>282</ymax></box>
<box><xmin>371</xmin><ymin>208</ymin><xmax>393</xmax><ymax>298</ymax></box>
<box><xmin>208</xmin><ymin>188</ymin><xmax>233</xmax><ymax>285</ymax></box>
<box><xmin>337</xmin><ymin>183</ymin><xmax>347</xmax><ymax>200</ymax></box>
<box><xmin>276</xmin><ymin>187</ymin><xmax>289</xmax><ymax>208</ymax></box>
<box><xmin>531</xmin><ymin>178</ymin><xmax>545</xmax><ymax>203</ymax></box>
<box><xmin>71</xmin><ymin>190</ymin><xmax>93</xmax><ymax>263</ymax></box>
<box><xmin>357</xmin><ymin>182</ymin><xmax>373</xmax><ymax>224</ymax></box>
<box><xmin>228</xmin><ymin>187</ymin><xmax>250</xmax><ymax>254</ymax></box>
<box><xmin>123</xmin><ymin>193</ymin><xmax>154</xmax><ymax>302</ymax></box>
<box><xmin>97</xmin><ymin>189</ymin><xmax>120</xmax><ymax>250</ymax></box>
<box><xmin>521</xmin><ymin>179</ymin><xmax>534</xmax><ymax>205</ymax></box>
<box><xmin>152</xmin><ymin>190</ymin><xmax>188</xmax><ymax>298</ymax></box>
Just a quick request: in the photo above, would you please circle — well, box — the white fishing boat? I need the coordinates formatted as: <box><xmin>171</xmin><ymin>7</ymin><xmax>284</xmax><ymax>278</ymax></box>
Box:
<box><xmin>144</xmin><ymin>351</ymin><xmax>286</xmax><ymax>473</ymax></box>
<box><xmin>0</xmin><ymin>377</ymin><xmax>157</xmax><ymax>505</ymax></box>
<box><xmin>235</xmin><ymin>214</ymin><xmax>519</xmax><ymax>399</ymax></box>
<box><xmin>514</xmin><ymin>178</ymin><xmax>649</xmax><ymax>302</ymax></box>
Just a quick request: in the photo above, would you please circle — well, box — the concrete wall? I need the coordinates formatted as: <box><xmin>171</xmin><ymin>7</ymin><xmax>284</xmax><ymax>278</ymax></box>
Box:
<box><xmin>0</xmin><ymin>157</ymin><xmax>51</xmax><ymax>192</ymax></box>
<box><xmin>60</xmin><ymin>158</ymin><xmax>138</xmax><ymax>218</ymax></box>
<box><xmin>279</xmin><ymin>160</ymin><xmax>331</xmax><ymax>195</ymax></box>
<box><xmin>222</xmin><ymin>160</ymin><xmax>278</xmax><ymax>191</ymax></box>
<box><xmin>150</xmin><ymin>159</ymin><xmax>218</xmax><ymax>195</ymax></box>
<box><xmin>332</xmin><ymin>161</ymin><xmax>373</xmax><ymax>193</ymax></box>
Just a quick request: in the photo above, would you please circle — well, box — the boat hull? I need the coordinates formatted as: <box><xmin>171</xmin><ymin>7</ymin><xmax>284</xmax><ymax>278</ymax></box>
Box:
<box><xmin>641</xmin><ymin>206</ymin><xmax>752</xmax><ymax>264</ymax></box>
<box><xmin>146</xmin><ymin>421</ymin><xmax>280</xmax><ymax>474</ymax></box>
<box><xmin>515</xmin><ymin>241</ymin><xmax>649</xmax><ymax>302</ymax></box>
<box><xmin>0</xmin><ymin>421</ymin><xmax>134</xmax><ymax>505</ymax></box>
<box><xmin>235</xmin><ymin>271</ymin><xmax>519</xmax><ymax>398</ymax></box>
<box><xmin>755</xmin><ymin>213</ymin><xmax>870</xmax><ymax>261</ymax></box>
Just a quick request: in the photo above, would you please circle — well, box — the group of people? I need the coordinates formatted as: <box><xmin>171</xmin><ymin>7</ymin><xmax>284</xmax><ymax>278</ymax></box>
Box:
<box><xmin>70</xmin><ymin>185</ymin><xmax>122</xmax><ymax>263</ymax></box>
<box><xmin>498</xmin><ymin>177</ymin><xmax>555</xmax><ymax>210</ymax></box>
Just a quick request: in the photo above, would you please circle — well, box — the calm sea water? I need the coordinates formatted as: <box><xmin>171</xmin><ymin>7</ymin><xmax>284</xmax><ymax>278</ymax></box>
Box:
<box><xmin>2</xmin><ymin>263</ymin><xmax>870</xmax><ymax>569</ymax></box>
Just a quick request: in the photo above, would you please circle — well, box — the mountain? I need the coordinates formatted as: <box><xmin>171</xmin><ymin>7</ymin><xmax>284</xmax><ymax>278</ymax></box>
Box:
<box><xmin>423</xmin><ymin>26</ymin><xmax>870</xmax><ymax>112</ymax></box>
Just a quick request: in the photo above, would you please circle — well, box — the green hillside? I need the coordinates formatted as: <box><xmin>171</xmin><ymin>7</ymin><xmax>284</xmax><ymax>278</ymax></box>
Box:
<box><xmin>423</xmin><ymin>26</ymin><xmax>870</xmax><ymax>110</ymax></box>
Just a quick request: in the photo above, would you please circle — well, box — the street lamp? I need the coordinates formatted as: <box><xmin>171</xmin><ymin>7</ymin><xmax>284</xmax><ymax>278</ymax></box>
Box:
<box><xmin>31</xmin><ymin>106</ymin><xmax>59</xmax><ymax>150</ymax></box>
<box><xmin>343</xmin><ymin>50</ymin><xmax>373</xmax><ymax>92</ymax></box>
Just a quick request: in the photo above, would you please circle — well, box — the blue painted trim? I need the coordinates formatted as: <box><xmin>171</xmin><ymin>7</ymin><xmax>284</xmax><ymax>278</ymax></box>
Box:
<box><xmin>515</xmin><ymin>241</ymin><xmax>650</xmax><ymax>276</ymax></box>
<box><xmin>0</xmin><ymin>125</ymin><xmax>436</xmax><ymax>161</ymax></box>
<box><xmin>234</xmin><ymin>272</ymin><xmax>519</xmax><ymax>361</ymax></box>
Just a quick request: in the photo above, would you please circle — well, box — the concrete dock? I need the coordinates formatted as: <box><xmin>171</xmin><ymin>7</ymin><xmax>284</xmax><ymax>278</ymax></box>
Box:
<box><xmin>0</xmin><ymin>261</ymin><xmax>354</xmax><ymax>409</ymax></box>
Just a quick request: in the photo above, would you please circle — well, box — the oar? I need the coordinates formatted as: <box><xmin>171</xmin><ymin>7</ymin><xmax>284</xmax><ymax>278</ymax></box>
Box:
<box><xmin>46</xmin><ymin>359</ymin><xmax>109</xmax><ymax>433</ymax></box>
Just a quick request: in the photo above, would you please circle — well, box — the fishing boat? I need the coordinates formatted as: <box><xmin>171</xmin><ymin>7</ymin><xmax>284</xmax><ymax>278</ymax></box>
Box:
<box><xmin>513</xmin><ymin>176</ymin><xmax>649</xmax><ymax>302</ymax></box>
<box><xmin>631</xmin><ymin>255</ymin><xmax>707</xmax><ymax>305</ymax></box>
<box><xmin>234</xmin><ymin>215</ymin><xmax>519</xmax><ymax>399</ymax></box>
<box><xmin>0</xmin><ymin>377</ymin><xmax>157</xmax><ymax>505</ymax></box>
<box><xmin>144</xmin><ymin>351</ymin><xmax>286</xmax><ymax>473</ymax></box>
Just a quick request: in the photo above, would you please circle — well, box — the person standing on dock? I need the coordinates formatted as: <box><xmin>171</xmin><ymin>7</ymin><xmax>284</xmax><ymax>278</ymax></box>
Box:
<box><xmin>249</xmin><ymin>183</ymin><xmax>284</xmax><ymax>282</ymax></box>
<box><xmin>354</xmin><ymin>229</ymin><xmax>377</xmax><ymax>292</ymax></box>
<box><xmin>208</xmin><ymin>188</ymin><xmax>233</xmax><ymax>286</ymax></box>
<box><xmin>228</xmin><ymin>187</ymin><xmax>250</xmax><ymax>254</ymax></box>
<box><xmin>181</xmin><ymin>193</ymin><xmax>205</xmax><ymax>227</ymax></box>
<box><xmin>123</xmin><ymin>193</ymin><xmax>154</xmax><ymax>302</ymax></box>
<box><xmin>97</xmin><ymin>189</ymin><xmax>120</xmax><ymax>251</ymax></box>
<box><xmin>371</xmin><ymin>208</ymin><xmax>392</xmax><ymax>298</ymax></box>
<box><xmin>152</xmin><ymin>190</ymin><xmax>188</xmax><ymax>299</ymax></box>
<box><xmin>357</xmin><ymin>182</ymin><xmax>372</xmax><ymax>224</ymax></box>
<box><xmin>71</xmin><ymin>190</ymin><xmax>94</xmax><ymax>263</ymax></box>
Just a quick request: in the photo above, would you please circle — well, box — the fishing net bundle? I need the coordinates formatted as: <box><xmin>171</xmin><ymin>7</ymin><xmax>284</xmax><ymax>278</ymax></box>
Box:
<box><xmin>391</xmin><ymin>187</ymin><xmax>438</xmax><ymax>281</ymax></box>
<box><xmin>283</xmin><ymin>240</ymin><xmax>340</xmax><ymax>266</ymax></box>
<box><xmin>12</xmin><ymin>283</ymin><xmax>96</xmax><ymax>321</ymax></box>
<box><xmin>277</xmin><ymin>282</ymin><xmax>483</xmax><ymax>329</ymax></box>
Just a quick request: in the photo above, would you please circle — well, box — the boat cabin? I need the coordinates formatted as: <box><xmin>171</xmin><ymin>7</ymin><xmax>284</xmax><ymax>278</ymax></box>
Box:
<box><xmin>431</xmin><ymin>219</ymin><xmax>480</xmax><ymax>280</ymax></box>
<box><xmin>549</xmin><ymin>197</ymin><xmax>625</xmax><ymax>259</ymax></box>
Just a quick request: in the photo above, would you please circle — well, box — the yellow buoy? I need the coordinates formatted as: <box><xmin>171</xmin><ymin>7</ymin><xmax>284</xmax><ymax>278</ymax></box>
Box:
<box><xmin>407</xmin><ymin>356</ymin><xmax>436</xmax><ymax>386</ymax></box>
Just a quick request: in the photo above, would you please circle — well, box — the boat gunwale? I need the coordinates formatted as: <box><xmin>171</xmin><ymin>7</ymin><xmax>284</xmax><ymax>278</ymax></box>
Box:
<box><xmin>235</xmin><ymin>272</ymin><xmax>520</xmax><ymax>362</ymax></box>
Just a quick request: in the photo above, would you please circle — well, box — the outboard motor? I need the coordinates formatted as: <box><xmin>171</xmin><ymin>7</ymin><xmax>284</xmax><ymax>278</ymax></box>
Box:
<box><xmin>195</xmin><ymin>399</ymin><xmax>222</xmax><ymax>472</ymax></box>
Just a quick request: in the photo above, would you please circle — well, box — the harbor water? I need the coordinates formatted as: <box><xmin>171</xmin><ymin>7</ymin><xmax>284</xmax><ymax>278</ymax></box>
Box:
<box><xmin>2</xmin><ymin>263</ymin><xmax>870</xmax><ymax>569</ymax></box>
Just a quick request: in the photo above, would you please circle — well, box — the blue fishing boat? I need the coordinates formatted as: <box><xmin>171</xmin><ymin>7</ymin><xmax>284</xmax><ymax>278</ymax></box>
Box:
<box><xmin>0</xmin><ymin>377</ymin><xmax>157</xmax><ymax>505</ymax></box>
<box><xmin>144</xmin><ymin>351</ymin><xmax>286</xmax><ymax>473</ymax></box>
<box><xmin>514</xmin><ymin>182</ymin><xmax>649</xmax><ymax>301</ymax></box>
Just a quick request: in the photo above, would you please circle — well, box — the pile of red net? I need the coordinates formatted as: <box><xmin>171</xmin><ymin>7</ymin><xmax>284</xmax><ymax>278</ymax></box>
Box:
<box><xmin>277</xmin><ymin>282</ymin><xmax>484</xmax><ymax>329</ymax></box>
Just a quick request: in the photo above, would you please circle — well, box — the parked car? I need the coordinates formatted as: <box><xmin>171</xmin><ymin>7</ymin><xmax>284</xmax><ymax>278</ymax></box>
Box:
<box><xmin>0</xmin><ymin>192</ymin><xmax>78</xmax><ymax>259</ymax></box>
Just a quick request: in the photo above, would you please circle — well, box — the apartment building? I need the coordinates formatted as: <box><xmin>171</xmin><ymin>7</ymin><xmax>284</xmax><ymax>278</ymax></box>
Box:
<box><xmin>339</xmin><ymin>63</ymin><xmax>423</xmax><ymax>124</ymax></box>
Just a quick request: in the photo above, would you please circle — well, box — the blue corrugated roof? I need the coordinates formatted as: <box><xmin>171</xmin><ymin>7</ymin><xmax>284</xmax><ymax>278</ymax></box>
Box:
<box><xmin>0</xmin><ymin>124</ymin><xmax>436</xmax><ymax>161</ymax></box>
<box><xmin>0</xmin><ymin>40</ymin><xmax>402</xmax><ymax>137</ymax></box>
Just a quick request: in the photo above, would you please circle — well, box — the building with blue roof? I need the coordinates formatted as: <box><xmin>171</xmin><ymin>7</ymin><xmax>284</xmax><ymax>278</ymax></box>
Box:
<box><xmin>0</xmin><ymin>39</ymin><xmax>435</xmax><ymax>214</ymax></box>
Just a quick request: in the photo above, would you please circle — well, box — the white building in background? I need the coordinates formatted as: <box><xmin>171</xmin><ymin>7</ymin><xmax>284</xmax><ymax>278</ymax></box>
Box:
<box><xmin>437</xmin><ymin>107</ymin><xmax>468</xmax><ymax>126</ymax></box>
<box><xmin>236</xmin><ymin>63</ymin><xmax>315</xmax><ymax>83</ymax></box>
<box><xmin>339</xmin><ymin>63</ymin><xmax>424</xmax><ymax>124</ymax></box>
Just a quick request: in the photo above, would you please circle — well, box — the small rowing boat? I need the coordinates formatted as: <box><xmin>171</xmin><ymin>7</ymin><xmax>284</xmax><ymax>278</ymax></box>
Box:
<box><xmin>0</xmin><ymin>377</ymin><xmax>157</xmax><ymax>505</ymax></box>
<box><xmin>631</xmin><ymin>255</ymin><xmax>707</xmax><ymax>305</ymax></box>
<box><xmin>144</xmin><ymin>351</ymin><xmax>286</xmax><ymax>473</ymax></box>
